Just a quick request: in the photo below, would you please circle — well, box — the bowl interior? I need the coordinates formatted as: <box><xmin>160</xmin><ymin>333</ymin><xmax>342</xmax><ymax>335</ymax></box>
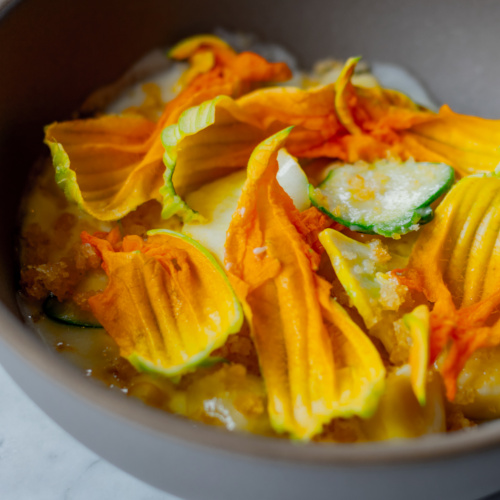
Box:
<box><xmin>2</xmin><ymin>0</ymin><xmax>500</xmax><ymax>495</ymax></box>
<box><xmin>2</xmin><ymin>0</ymin><xmax>500</xmax><ymax>304</ymax></box>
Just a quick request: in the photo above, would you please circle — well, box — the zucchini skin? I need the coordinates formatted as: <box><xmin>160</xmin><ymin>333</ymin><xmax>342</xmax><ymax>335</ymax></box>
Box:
<box><xmin>43</xmin><ymin>295</ymin><xmax>102</xmax><ymax>328</ymax></box>
<box><xmin>309</xmin><ymin>161</ymin><xmax>454</xmax><ymax>237</ymax></box>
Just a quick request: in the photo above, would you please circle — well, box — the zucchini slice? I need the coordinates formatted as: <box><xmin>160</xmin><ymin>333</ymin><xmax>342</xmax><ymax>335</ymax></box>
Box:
<box><xmin>309</xmin><ymin>158</ymin><xmax>454</xmax><ymax>237</ymax></box>
<box><xmin>43</xmin><ymin>295</ymin><xmax>102</xmax><ymax>328</ymax></box>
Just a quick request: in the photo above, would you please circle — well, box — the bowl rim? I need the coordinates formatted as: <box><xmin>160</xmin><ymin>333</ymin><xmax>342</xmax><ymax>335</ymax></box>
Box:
<box><xmin>2</xmin><ymin>301</ymin><xmax>500</xmax><ymax>467</ymax></box>
<box><xmin>3</xmin><ymin>0</ymin><xmax>500</xmax><ymax>469</ymax></box>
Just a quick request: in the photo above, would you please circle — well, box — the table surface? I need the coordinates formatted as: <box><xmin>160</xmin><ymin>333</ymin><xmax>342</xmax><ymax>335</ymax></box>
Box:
<box><xmin>0</xmin><ymin>362</ymin><xmax>181</xmax><ymax>500</ymax></box>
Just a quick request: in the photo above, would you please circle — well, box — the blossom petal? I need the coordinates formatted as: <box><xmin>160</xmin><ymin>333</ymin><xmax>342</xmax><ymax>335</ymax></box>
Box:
<box><xmin>224</xmin><ymin>129</ymin><xmax>385</xmax><ymax>439</ymax></box>
<box><xmin>82</xmin><ymin>229</ymin><xmax>243</xmax><ymax>378</ymax></box>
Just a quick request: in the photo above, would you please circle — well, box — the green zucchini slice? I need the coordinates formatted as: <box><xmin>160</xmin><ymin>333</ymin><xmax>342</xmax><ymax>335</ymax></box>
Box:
<box><xmin>309</xmin><ymin>158</ymin><xmax>454</xmax><ymax>237</ymax></box>
<box><xmin>43</xmin><ymin>295</ymin><xmax>102</xmax><ymax>328</ymax></box>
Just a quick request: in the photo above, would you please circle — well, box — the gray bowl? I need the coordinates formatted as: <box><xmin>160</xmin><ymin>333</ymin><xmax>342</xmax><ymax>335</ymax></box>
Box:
<box><xmin>1</xmin><ymin>1</ymin><xmax>500</xmax><ymax>499</ymax></box>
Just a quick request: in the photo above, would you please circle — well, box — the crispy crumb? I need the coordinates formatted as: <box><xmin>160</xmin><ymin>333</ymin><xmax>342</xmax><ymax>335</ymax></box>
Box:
<box><xmin>446</xmin><ymin>404</ymin><xmax>476</xmax><ymax>432</ymax></box>
<box><xmin>121</xmin><ymin>200</ymin><xmax>182</xmax><ymax>236</ymax></box>
<box><xmin>315</xmin><ymin>417</ymin><xmax>365</xmax><ymax>443</ymax></box>
<box><xmin>20</xmin><ymin>242</ymin><xmax>102</xmax><ymax>301</ymax></box>
<box><xmin>213</xmin><ymin>322</ymin><xmax>260</xmax><ymax>376</ymax></box>
<box><xmin>20</xmin><ymin>261</ymin><xmax>72</xmax><ymax>301</ymax></box>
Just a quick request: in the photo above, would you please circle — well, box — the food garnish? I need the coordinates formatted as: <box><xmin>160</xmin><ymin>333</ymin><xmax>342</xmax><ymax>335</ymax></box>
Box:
<box><xmin>18</xmin><ymin>33</ymin><xmax>500</xmax><ymax>441</ymax></box>
<box><xmin>310</xmin><ymin>158</ymin><xmax>454</xmax><ymax>237</ymax></box>
<box><xmin>81</xmin><ymin>228</ymin><xmax>243</xmax><ymax>379</ymax></box>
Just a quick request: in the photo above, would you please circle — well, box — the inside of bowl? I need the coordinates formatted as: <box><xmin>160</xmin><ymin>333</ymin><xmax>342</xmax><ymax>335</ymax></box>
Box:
<box><xmin>1</xmin><ymin>0</ymin><xmax>500</xmax><ymax>452</ymax></box>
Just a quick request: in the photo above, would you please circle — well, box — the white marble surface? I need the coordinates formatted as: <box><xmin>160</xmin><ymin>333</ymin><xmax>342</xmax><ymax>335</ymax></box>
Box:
<box><xmin>0</xmin><ymin>363</ymin><xmax>181</xmax><ymax>500</ymax></box>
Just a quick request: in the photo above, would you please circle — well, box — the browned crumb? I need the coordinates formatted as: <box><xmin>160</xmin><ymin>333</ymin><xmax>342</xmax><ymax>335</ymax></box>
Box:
<box><xmin>20</xmin><ymin>261</ymin><xmax>74</xmax><ymax>301</ymax></box>
<box><xmin>73</xmin><ymin>242</ymin><xmax>102</xmax><ymax>271</ymax></box>
<box><xmin>120</xmin><ymin>200</ymin><xmax>182</xmax><ymax>237</ymax></box>
<box><xmin>446</xmin><ymin>404</ymin><xmax>476</xmax><ymax>432</ymax></box>
<box><xmin>388</xmin><ymin>317</ymin><xmax>412</xmax><ymax>365</ymax></box>
<box><xmin>20</xmin><ymin>242</ymin><xmax>101</xmax><ymax>302</ymax></box>
<box><xmin>19</xmin><ymin>203</ymin><xmax>104</xmax><ymax>302</ymax></box>
<box><xmin>370</xmin><ymin>241</ymin><xmax>392</xmax><ymax>264</ymax></box>
<box><xmin>314</xmin><ymin>417</ymin><xmax>365</xmax><ymax>443</ymax></box>
<box><xmin>212</xmin><ymin>322</ymin><xmax>260</xmax><ymax>376</ymax></box>
<box><xmin>233</xmin><ymin>392</ymin><xmax>265</xmax><ymax>417</ymax></box>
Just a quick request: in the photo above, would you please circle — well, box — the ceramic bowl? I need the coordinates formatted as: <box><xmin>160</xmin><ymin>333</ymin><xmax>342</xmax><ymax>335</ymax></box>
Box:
<box><xmin>1</xmin><ymin>1</ymin><xmax>500</xmax><ymax>499</ymax></box>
